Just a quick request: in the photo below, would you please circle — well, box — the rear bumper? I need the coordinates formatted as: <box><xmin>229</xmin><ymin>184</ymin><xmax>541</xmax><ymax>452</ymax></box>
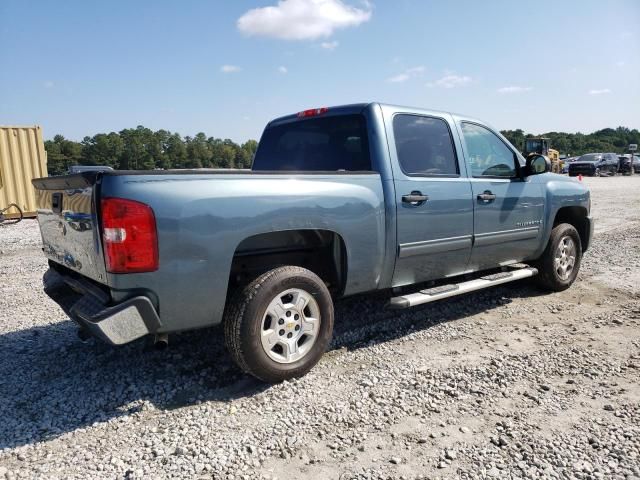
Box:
<box><xmin>43</xmin><ymin>268</ymin><xmax>161</xmax><ymax>345</ymax></box>
<box><xmin>568</xmin><ymin>164</ymin><xmax>595</xmax><ymax>176</ymax></box>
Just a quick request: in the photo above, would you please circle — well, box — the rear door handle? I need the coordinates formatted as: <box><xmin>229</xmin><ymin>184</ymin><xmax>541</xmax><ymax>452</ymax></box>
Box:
<box><xmin>477</xmin><ymin>191</ymin><xmax>496</xmax><ymax>202</ymax></box>
<box><xmin>402</xmin><ymin>191</ymin><xmax>429</xmax><ymax>205</ymax></box>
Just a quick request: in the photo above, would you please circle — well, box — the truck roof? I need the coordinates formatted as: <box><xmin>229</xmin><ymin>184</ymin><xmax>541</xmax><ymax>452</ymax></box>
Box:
<box><xmin>268</xmin><ymin>103</ymin><xmax>371</xmax><ymax>126</ymax></box>
<box><xmin>268</xmin><ymin>102</ymin><xmax>467</xmax><ymax>127</ymax></box>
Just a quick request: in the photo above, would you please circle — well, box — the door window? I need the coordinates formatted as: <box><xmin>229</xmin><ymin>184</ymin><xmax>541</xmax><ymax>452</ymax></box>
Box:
<box><xmin>461</xmin><ymin>123</ymin><xmax>518</xmax><ymax>177</ymax></box>
<box><xmin>393</xmin><ymin>115</ymin><xmax>458</xmax><ymax>176</ymax></box>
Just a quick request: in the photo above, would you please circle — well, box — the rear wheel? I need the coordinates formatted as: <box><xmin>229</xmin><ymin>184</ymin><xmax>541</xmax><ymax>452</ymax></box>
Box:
<box><xmin>224</xmin><ymin>266</ymin><xmax>334</xmax><ymax>383</ymax></box>
<box><xmin>532</xmin><ymin>223</ymin><xmax>582</xmax><ymax>292</ymax></box>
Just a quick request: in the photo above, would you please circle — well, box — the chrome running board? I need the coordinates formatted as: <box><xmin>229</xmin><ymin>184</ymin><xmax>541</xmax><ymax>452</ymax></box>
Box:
<box><xmin>388</xmin><ymin>267</ymin><xmax>538</xmax><ymax>309</ymax></box>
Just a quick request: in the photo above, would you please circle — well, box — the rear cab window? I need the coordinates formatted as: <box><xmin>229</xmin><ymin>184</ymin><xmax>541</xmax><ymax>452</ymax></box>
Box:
<box><xmin>252</xmin><ymin>114</ymin><xmax>371</xmax><ymax>171</ymax></box>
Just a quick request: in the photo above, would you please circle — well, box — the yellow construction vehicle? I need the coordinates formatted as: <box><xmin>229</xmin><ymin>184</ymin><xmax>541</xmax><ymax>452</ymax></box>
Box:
<box><xmin>523</xmin><ymin>138</ymin><xmax>562</xmax><ymax>174</ymax></box>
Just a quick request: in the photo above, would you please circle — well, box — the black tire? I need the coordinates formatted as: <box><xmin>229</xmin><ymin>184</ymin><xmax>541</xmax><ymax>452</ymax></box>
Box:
<box><xmin>594</xmin><ymin>168</ymin><xmax>601</xmax><ymax>177</ymax></box>
<box><xmin>532</xmin><ymin>223</ymin><xmax>582</xmax><ymax>292</ymax></box>
<box><xmin>224</xmin><ymin>266</ymin><xmax>334</xmax><ymax>383</ymax></box>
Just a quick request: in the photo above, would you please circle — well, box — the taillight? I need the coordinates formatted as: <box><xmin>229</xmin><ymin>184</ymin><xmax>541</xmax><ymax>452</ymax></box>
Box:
<box><xmin>297</xmin><ymin>107</ymin><xmax>328</xmax><ymax>118</ymax></box>
<box><xmin>101</xmin><ymin>197</ymin><xmax>158</xmax><ymax>273</ymax></box>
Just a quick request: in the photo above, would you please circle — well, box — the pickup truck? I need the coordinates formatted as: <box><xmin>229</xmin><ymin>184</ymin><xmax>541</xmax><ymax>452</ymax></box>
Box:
<box><xmin>33</xmin><ymin>103</ymin><xmax>593</xmax><ymax>382</ymax></box>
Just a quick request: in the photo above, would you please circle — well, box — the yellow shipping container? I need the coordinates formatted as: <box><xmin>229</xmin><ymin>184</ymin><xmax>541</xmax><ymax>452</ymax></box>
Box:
<box><xmin>0</xmin><ymin>125</ymin><xmax>48</xmax><ymax>218</ymax></box>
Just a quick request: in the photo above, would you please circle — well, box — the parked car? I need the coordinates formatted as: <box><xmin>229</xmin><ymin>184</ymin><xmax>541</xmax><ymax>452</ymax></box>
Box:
<box><xmin>561</xmin><ymin>156</ymin><xmax>578</xmax><ymax>174</ymax></box>
<box><xmin>568</xmin><ymin>153</ymin><xmax>619</xmax><ymax>177</ymax></box>
<box><xmin>32</xmin><ymin>103</ymin><xmax>593</xmax><ymax>383</ymax></box>
<box><xmin>618</xmin><ymin>154</ymin><xmax>640</xmax><ymax>174</ymax></box>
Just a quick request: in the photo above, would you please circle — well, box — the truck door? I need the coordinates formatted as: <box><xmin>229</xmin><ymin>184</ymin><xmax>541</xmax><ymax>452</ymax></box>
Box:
<box><xmin>389</xmin><ymin>113</ymin><xmax>474</xmax><ymax>287</ymax></box>
<box><xmin>458</xmin><ymin>122</ymin><xmax>544</xmax><ymax>270</ymax></box>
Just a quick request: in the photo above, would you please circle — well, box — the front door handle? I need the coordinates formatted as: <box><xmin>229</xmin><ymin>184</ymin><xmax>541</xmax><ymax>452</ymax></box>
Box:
<box><xmin>477</xmin><ymin>190</ymin><xmax>497</xmax><ymax>202</ymax></box>
<box><xmin>402</xmin><ymin>191</ymin><xmax>429</xmax><ymax>206</ymax></box>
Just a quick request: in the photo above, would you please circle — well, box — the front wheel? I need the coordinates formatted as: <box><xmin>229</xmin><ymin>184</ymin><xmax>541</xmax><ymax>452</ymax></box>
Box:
<box><xmin>224</xmin><ymin>266</ymin><xmax>334</xmax><ymax>383</ymax></box>
<box><xmin>594</xmin><ymin>168</ymin><xmax>601</xmax><ymax>177</ymax></box>
<box><xmin>532</xmin><ymin>223</ymin><xmax>582</xmax><ymax>292</ymax></box>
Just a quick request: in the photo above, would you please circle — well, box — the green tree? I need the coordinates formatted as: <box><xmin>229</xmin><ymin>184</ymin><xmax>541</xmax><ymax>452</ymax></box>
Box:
<box><xmin>44</xmin><ymin>135</ymin><xmax>82</xmax><ymax>175</ymax></box>
<box><xmin>186</xmin><ymin>133</ymin><xmax>212</xmax><ymax>168</ymax></box>
<box><xmin>241</xmin><ymin>139</ymin><xmax>258</xmax><ymax>168</ymax></box>
<box><xmin>81</xmin><ymin>132</ymin><xmax>124</xmax><ymax>168</ymax></box>
<box><xmin>164</xmin><ymin>133</ymin><xmax>187</xmax><ymax>169</ymax></box>
<box><xmin>218</xmin><ymin>142</ymin><xmax>237</xmax><ymax>169</ymax></box>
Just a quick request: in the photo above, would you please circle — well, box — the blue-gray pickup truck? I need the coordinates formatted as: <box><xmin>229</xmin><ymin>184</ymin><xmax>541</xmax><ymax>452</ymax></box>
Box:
<box><xmin>33</xmin><ymin>103</ymin><xmax>593</xmax><ymax>382</ymax></box>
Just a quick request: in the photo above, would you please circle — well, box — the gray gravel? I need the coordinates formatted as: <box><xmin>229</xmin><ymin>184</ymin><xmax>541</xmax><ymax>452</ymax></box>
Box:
<box><xmin>1</xmin><ymin>176</ymin><xmax>639</xmax><ymax>480</ymax></box>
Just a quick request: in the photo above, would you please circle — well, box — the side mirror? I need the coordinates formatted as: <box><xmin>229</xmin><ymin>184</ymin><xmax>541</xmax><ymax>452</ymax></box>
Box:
<box><xmin>525</xmin><ymin>154</ymin><xmax>550</xmax><ymax>175</ymax></box>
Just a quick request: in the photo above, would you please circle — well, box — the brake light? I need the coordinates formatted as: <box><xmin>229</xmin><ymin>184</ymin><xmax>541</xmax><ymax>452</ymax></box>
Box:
<box><xmin>297</xmin><ymin>107</ymin><xmax>328</xmax><ymax>118</ymax></box>
<box><xmin>101</xmin><ymin>197</ymin><xmax>158</xmax><ymax>273</ymax></box>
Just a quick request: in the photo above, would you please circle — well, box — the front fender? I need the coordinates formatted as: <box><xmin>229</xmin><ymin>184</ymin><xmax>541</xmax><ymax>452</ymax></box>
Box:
<box><xmin>529</xmin><ymin>174</ymin><xmax>590</xmax><ymax>259</ymax></box>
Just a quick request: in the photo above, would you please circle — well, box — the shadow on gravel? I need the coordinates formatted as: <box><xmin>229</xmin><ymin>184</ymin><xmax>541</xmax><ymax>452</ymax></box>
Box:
<box><xmin>0</xmin><ymin>280</ymin><xmax>545</xmax><ymax>450</ymax></box>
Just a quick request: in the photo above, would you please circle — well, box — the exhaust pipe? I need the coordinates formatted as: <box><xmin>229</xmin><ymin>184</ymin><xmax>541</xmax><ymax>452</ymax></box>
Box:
<box><xmin>154</xmin><ymin>333</ymin><xmax>169</xmax><ymax>350</ymax></box>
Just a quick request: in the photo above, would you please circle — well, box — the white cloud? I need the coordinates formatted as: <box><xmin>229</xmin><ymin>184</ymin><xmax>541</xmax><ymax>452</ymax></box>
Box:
<box><xmin>387</xmin><ymin>66</ymin><xmax>425</xmax><ymax>83</ymax></box>
<box><xmin>427</xmin><ymin>74</ymin><xmax>472</xmax><ymax>88</ymax></box>
<box><xmin>237</xmin><ymin>0</ymin><xmax>372</xmax><ymax>40</ymax></box>
<box><xmin>497</xmin><ymin>86</ymin><xmax>532</xmax><ymax>94</ymax></box>
<box><xmin>405</xmin><ymin>66</ymin><xmax>425</xmax><ymax>75</ymax></box>
<box><xmin>278</xmin><ymin>66</ymin><xmax>288</xmax><ymax>74</ymax></box>
<box><xmin>388</xmin><ymin>73</ymin><xmax>410</xmax><ymax>83</ymax></box>
<box><xmin>220</xmin><ymin>65</ymin><xmax>241</xmax><ymax>73</ymax></box>
<box><xmin>320</xmin><ymin>40</ymin><xmax>339</xmax><ymax>50</ymax></box>
<box><xmin>589</xmin><ymin>88</ymin><xmax>611</xmax><ymax>95</ymax></box>
<box><xmin>43</xmin><ymin>80</ymin><xmax>54</xmax><ymax>89</ymax></box>
<box><xmin>615</xmin><ymin>60</ymin><xmax>625</xmax><ymax>67</ymax></box>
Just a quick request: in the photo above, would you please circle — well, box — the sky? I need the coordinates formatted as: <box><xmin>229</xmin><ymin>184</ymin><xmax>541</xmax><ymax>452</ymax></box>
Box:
<box><xmin>1</xmin><ymin>0</ymin><xmax>639</xmax><ymax>142</ymax></box>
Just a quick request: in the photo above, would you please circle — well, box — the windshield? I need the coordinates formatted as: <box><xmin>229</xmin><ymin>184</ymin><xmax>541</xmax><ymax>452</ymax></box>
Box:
<box><xmin>578</xmin><ymin>154</ymin><xmax>601</xmax><ymax>162</ymax></box>
<box><xmin>525</xmin><ymin>139</ymin><xmax>543</xmax><ymax>151</ymax></box>
<box><xmin>253</xmin><ymin>114</ymin><xmax>371</xmax><ymax>171</ymax></box>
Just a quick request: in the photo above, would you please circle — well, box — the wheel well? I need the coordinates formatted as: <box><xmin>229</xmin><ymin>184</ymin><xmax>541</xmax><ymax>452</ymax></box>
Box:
<box><xmin>553</xmin><ymin>206</ymin><xmax>589</xmax><ymax>251</ymax></box>
<box><xmin>229</xmin><ymin>230</ymin><xmax>347</xmax><ymax>296</ymax></box>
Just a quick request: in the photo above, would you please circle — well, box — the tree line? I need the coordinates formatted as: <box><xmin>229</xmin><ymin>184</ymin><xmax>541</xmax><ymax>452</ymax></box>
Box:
<box><xmin>45</xmin><ymin>125</ymin><xmax>640</xmax><ymax>175</ymax></box>
<box><xmin>45</xmin><ymin>126</ymin><xmax>258</xmax><ymax>176</ymax></box>
<box><xmin>500</xmin><ymin>126</ymin><xmax>639</xmax><ymax>158</ymax></box>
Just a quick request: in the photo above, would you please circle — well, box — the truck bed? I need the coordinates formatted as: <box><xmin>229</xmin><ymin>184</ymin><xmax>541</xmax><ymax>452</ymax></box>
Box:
<box><xmin>33</xmin><ymin>170</ymin><xmax>387</xmax><ymax>332</ymax></box>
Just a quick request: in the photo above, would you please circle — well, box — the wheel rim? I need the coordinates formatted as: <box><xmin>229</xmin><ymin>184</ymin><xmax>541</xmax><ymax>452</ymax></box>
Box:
<box><xmin>554</xmin><ymin>236</ymin><xmax>576</xmax><ymax>281</ymax></box>
<box><xmin>595</xmin><ymin>168</ymin><xmax>600</xmax><ymax>176</ymax></box>
<box><xmin>260</xmin><ymin>288</ymin><xmax>321</xmax><ymax>364</ymax></box>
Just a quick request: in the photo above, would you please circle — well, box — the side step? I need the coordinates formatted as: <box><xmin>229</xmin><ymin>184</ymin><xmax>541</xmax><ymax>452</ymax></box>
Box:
<box><xmin>388</xmin><ymin>267</ymin><xmax>538</xmax><ymax>309</ymax></box>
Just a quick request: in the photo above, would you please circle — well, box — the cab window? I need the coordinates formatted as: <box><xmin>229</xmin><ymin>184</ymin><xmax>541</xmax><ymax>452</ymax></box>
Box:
<box><xmin>393</xmin><ymin>115</ymin><xmax>458</xmax><ymax>176</ymax></box>
<box><xmin>253</xmin><ymin>114</ymin><xmax>371</xmax><ymax>171</ymax></box>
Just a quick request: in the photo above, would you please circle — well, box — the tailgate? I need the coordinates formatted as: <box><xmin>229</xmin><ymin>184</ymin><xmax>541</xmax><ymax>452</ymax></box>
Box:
<box><xmin>32</xmin><ymin>173</ymin><xmax>108</xmax><ymax>284</ymax></box>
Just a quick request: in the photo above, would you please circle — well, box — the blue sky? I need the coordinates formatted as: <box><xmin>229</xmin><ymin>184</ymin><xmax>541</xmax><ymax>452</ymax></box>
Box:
<box><xmin>1</xmin><ymin>0</ymin><xmax>638</xmax><ymax>142</ymax></box>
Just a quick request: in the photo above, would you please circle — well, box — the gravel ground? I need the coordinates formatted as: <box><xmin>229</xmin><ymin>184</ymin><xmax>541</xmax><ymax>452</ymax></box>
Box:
<box><xmin>1</xmin><ymin>176</ymin><xmax>639</xmax><ymax>480</ymax></box>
